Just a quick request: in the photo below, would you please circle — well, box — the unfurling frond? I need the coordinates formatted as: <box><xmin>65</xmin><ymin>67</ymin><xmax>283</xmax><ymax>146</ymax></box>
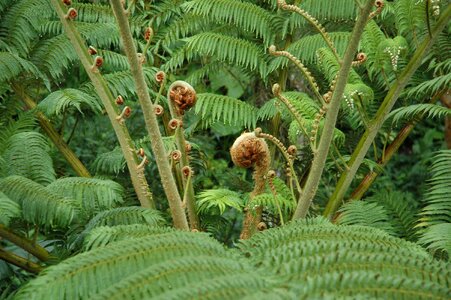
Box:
<box><xmin>337</xmin><ymin>200</ymin><xmax>397</xmax><ymax>236</ymax></box>
<box><xmin>387</xmin><ymin>103</ymin><xmax>451</xmax><ymax>126</ymax></box>
<box><xmin>164</xmin><ymin>32</ymin><xmax>268</xmax><ymax>77</ymax></box>
<box><xmin>46</xmin><ymin>177</ymin><xmax>124</xmax><ymax>217</ymax></box>
<box><xmin>194</xmin><ymin>93</ymin><xmax>258</xmax><ymax>129</ymax></box>
<box><xmin>0</xmin><ymin>191</ymin><xmax>21</xmax><ymax>226</ymax></box>
<box><xmin>197</xmin><ymin>189</ymin><xmax>243</xmax><ymax>214</ymax></box>
<box><xmin>2</xmin><ymin>132</ymin><xmax>55</xmax><ymax>185</ymax></box>
<box><xmin>0</xmin><ymin>175</ymin><xmax>77</xmax><ymax>228</ymax></box>
<box><xmin>37</xmin><ymin>88</ymin><xmax>102</xmax><ymax>117</ymax></box>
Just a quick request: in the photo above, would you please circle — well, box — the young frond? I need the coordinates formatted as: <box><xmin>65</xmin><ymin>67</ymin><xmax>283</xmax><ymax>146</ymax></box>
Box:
<box><xmin>183</xmin><ymin>0</ymin><xmax>276</xmax><ymax>45</ymax></box>
<box><xmin>37</xmin><ymin>88</ymin><xmax>102</xmax><ymax>117</ymax></box>
<box><xmin>0</xmin><ymin>191</ymin><xmax>21</xmax><ymax>226</ymax></box>
<box><xmin>164</xmin><ymin>32</ymin><xmax>268</xmax><ymax>78</ymax></box>
<box><xmin>46</xmin><ymin>177</ymin><xmax>125</xmax><ymax>217</ymax></box>
<box><xmin>15</xmin><ymin>232</ymin><xmax>234</xmax><ymax>300</ymax></box>
<box><xmin>337</xmin><ymin>200</ymin><xmax>397</xmax><ymax>236</ymax></box>
<box><xmin>387</xmin><ymin>103</ymin><xmax>451</xmax><ymax>127</ymax></box>
<box><xmin>82</xmin><ymin>225</ymin><xmax>171</xmax><ymax>251</ymax></box>
<box><xmin>2</xmin><ymin>132</ymin><xmax>55</xmax><ymax>185</ymax></box>
<box><xmin>0</xmin><ymin>52</ymin><xmax>42</xmax><ymax>82</ymax></box>
<box><xmin>194</xmin><ymin>93</ymin><xmax>258</xmax><ymax>129</ymax></box>
<box><xmin>92</xmin><ymin>147</ymin><xmax>126</xmax><ymax>175</ymax></box>
<box><xmin>197</xmin><ymin>189</ymin><xmax>243</xmax><ymax>214</ymax></box>
<box><xmin>0</xmin><ymin>175</ymin><xmax>77</xmax><ymax>228</ymax></box>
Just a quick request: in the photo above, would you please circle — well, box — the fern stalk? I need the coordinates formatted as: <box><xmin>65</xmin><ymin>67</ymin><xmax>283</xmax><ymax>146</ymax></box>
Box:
<box><xmin>324</xmin><ymin>5</ymin><xmax>451</xmax><ymax>218</ymax></box>
<box><xmin>0</xmin><ymin>225</ymin><xmax>51</xmax><ymax>262</ymax></box>
<box><xmin>292</xmin><ymin>0</ymin><xmax>375</xmax><ymax>219</ymax></box>
<box><xmin>109</xmin><ymin>0</ymin><xmax>188</xmax><ymax>229</ymax></box>
<box><xmin>11</xmin><ymin>83</ymin><xmax>91</xmax><ymax>178</ymax></box>
<box><xmin>0</xmin><ymin>247</ymin><xmax>42</xmax><ymax>274</ymax></box>
<box><xmin>49</xmin><ymin>0</ymin><xmax>154</xmax><ymax>209</ymax></box>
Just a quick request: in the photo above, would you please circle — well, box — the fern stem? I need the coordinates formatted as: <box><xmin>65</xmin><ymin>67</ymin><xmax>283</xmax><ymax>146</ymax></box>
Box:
<box><xmin>292</xmin><ymin>0</ymin><xmax>375</xmax><ymax>220</ymax></box>
<box><xmin>323</xmin><ymin>5</ymin><xmax>451</xmax><ymax>219</ymax></box>
<box><xmin>0</xmin><ymin>225</ymin><xmax>51</xmax><ymax>262</ymax></box>
<box><xmin>50</xmin><ymin>0</ymin><xmax>154</xmax><ymax>209</ymax></box>
<box><xmin>0</xmin><ymin>247</ymin><xmax>42</xmax><ymax>274</ymax></box>
<box><xmin>109</xmin><ymin>0</ymin><xmax>188</xmax><ymax>229</ymax></box>
<box><xmin>12</xmin><ymin>84</ymin><xmax>91</xmax><ymax>178</ymax></box>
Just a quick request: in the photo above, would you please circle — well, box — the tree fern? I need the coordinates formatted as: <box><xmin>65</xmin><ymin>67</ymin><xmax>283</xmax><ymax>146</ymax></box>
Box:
<box><xmin>197</xmin><ymin>189</ymin><xmax>243</xmax><ymax>214</ymax></box>
<box><xmin>37</xmin><ymin>88</ymin><xmax>102</xmax><ymax>117</ymax></box>
<box><xmin>194</xmin><ymin>93</ymin><xmax>258</xmax><ymax>129</ymax></box>
<box><xmin>0</xmin><ymin>191</ymin><xmax>21</xmax><ymax>226</ymax></box>
<box><xmin>336</xmin><ymin>200</ymin><xmax>397</xmax><ymax>236</ymax></box>
<box><xmin>0</xmin><ymin>175</ymin><xmax>77</xmax><ymax>228</ymax></box>
<box><xmin>164</xmin><ymin>32</ymin><xmax>268</xmax><ymax>78</ymax></box>
<box><xmin>387</xmin><ymin>103</ymin><xmax>451</xmax><ymax>126</ymax></box>
<box><xmin>2</xmin><ymin>132</ymin><xmax>55</xmax><ymax>185</ymax></box>
<box><xmin>46</xmin><ymin>177</ymin><xmax>125</xmax><ymax>217</ymax></box>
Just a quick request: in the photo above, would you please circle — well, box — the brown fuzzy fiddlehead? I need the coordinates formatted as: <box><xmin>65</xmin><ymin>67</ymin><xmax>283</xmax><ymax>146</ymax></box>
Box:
<box><xmin>230</xmin><ymin>132</ymin><xmax>270</xmax><ymax>239</ymax></box>
<box><xmin>168</xmin><ymin>81</ymin><xmax>197</xmax><ymax>116</ymax></box>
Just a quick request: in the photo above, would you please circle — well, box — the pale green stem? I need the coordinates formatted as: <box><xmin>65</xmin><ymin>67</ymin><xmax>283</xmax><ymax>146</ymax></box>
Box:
<box><xmin>323</xmin><ymin>5</ymin><xmax>451</xmax><ymax>218</ymax></box>
<box><xmin>292</xmin><ymin>0</ymin><xmax>375</xmax><ymax>220</ymax></box>
<box><xmin>50</xmin><ymin>0</ymin><xmax>154</xmax><ymax>208</ymax></box>
<box><xmin>109</xmin><ymin>0</ymin><xmax>188</xmax><ymax>229</ymax></box>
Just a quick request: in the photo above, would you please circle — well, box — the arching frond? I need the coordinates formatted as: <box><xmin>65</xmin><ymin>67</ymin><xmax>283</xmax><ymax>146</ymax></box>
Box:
<box><xmin>82</xmin><ymin>225</ymin><xmax>170</xmax><ymax>251</ymax></box>
<box><xmin>258</xmin><ymin>92</ymin><xmax>319</xmax><ymax>122</ymax></box>
<box><xmin>37</xmin><ymin>88</ymin><xmax>102</xmax><ymax>117</ymax></box>
<box><xmin>0</xmin><ymin>52</ymin><xmax>42</xmax><ymax>82</ymax></box>
<box><xmin>317</xmin><ymin>47</ymin><xmax>362</xmax><ymax>84</ymax></box>
<box><xmin>84</xmin><ymin>207</ymin><xmax>165</xmax><ymax>229</ymax></box>
<box><xmin>252</xmin><ymin>193</ymin><xmax>295</xmax><ymax>216</ymax></box>
<box><xmin>418</xmin><ymin>223</ymin><xmax>451</xmax><ymax>257</ymax></box>
<box><xmin>197</xmin><ymin>189</ymin><xmax>243</xmax><ymax>214</ymax></box>
<box><xmin>194</xmin><ymin>93</ymin><xmax>258</xmax><ymax>129</ymax></box>
<box><xmin>387</xmin><ymin>103</ymin><xmax>451</xmax><ymax>126</ymax></box>
<box><xmin>92</xmin><ymin>147</ymin><xmax>126</xmax><ymax>175</ymax></box>
<box><xmin>0</xmin><ymin>175</ymin><xmax>77</xmax><ymax>228</ymax></box>
<box><xmin>159</xmin><ymin>14</ymin><xmax>211</xmax><ymax>47</ymax></box>
<box><xmin>337</xmin><ymin>200</ymin><xmax>397</xmax><ymax>236</ymax></box>
<box><xmin>2</xmin><ymin>132</ymin><xmax>55</xmax><ymax>185</ymax></box>
<box><xmin>0</xmin><ymin>113</ymin><xmax>36</xmax><ymax>153</ymax></box>
<box><xmin>183</xmin><ymin>0</ymin><xmax>276</xmax><ymax>44</ymax></box>
<box><xmin>164</xmin><ymin>32</ymin><xmax>268</xmax><ymax>77</ymax></box>
<box><xmin>407</xmin><ymin>72</ymin><xmax>451</xmax><ymax>99</ymax></box>
<box><xmin>0</xmin><ymin>191</ymin><xmax>21</xmax><ymax>226</ymax></box>
<box><xmin>46</xmin><ymin>178</ymin><xmax>124</xmax><ymax>217</ymax></box>
<box><xmin>394</xmin><ymin>0</ymin><xmax>427</xmax><ymax>42</ymax></box>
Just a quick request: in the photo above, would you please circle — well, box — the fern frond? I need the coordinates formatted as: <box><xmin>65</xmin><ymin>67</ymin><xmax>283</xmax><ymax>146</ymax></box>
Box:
<box><xmin>197</xmin><ymin>189</ymin><xmax>243</xmax><ymax>214</ymax></box>
<box><xmin>0</xmin><ymin>191</ymin><xmax>21</xmax><ymax>226</ymax></box>
<box><xmin>258</xmin><ymin>92</ymin><xmax>319</xmax><ymax>121</ymax></box>
<box><xmin>83</xmin><ymin>225</ymin><xmax>170</xmax><ymax>251</ymax></box>
<box><xmin>317</xmin><ymin>47</ymin><xmax>362</xmax><ymax>84</ymax></box>
<box><xmin>252</xmin><ymin>193</ymin><xmax>295</xmax><ymax>216</ymax></box>
<box><xmin>92</xmin><ymin>147</ymin><xmax>126</xmax><ymax>175</ymax></box>
<box><xmin>2</xmin><ymin>132</ymin><xmax>55</xmax><ymax>185</ymax></box>
<box><xmin>289</xmin><ymin>119</ymin><xmax>346</xmax><ymax>147</ymax></box>
<box><xmin>418</xmin><ymin>223</ymin><xmax>451</xmax><ymax>256</ymax></box>
<box><xmin>183</xmin><ymin>0</ymin><xmax>275</xmax><ymax>45</ymax></box>
<box><xmin>37</xmin><ymin>88</ymin><xmax>102</xmax><ymax>117</ymax></box>
<box><xmin>387</xmin><ymin>103</ymin><xmax>451</xmax><ymax>126</ymax></box>
<box><xmin>194</xmin><ymin>93</ymin><xmax>258</xmax><ymax>129</ymax></box>
<box><xmin>46</xmin><ymin>178</ymin><xmax>124</xmax><ymax>217</ymax></box>
<box><xmin>159</xmin><ymin>14</ymin><xmax>211</xmax><ymax>47</ymax></box>
<box><xmin>164</xmin><ymin>32</ymin><xmax>268</xmax><ymax>77</ymax></box>
<box><xmin>0</xmin><ymin>113</ymin><xmax>36</xmax><ymax>153</ymax></box>
<box><xmin>394</xmin><ymin>0</ymin><xmax>427</xmax><ymax>42</ymax></box>
<box><xmin>84</xmin><ymin>207</ymin><xmax>165</xmax><ymax>229</ymax></box>
<box><xmin>337</xmin><ymin>200</ymin><xmax>397</xmax><ymax>236</ymax></box>
<box><xmin>407</xmin><ymin>72</ymin><xmax>451</xmax><ymax>99</ymax></box>
<box><xmin>0</xmin><ymin>175</ymin><xmax>77</xmax><ymax>228</ymax></box>
<box><xmin>0</xmin><ymin>52</ymin><xmax>42</xmax><ymax>82</ymax></box>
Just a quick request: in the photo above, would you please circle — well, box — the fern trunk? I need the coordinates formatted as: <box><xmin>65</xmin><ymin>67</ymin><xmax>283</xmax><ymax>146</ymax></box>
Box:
<box><xmin>324</xmin><ymin>5</ymin><xmax>451</xmax><ymax>218</ymax></box>
<box><xmin>50</xmin><ymin>0</ymin><xmax>154</xmax><ymax>209</ymax></box>
<box><xmin>109</xmin><ymin>0</ymin><xmax>188</xmax><ymax>229</ymax></box>
<box><xmin>292</xmin><ymin>0</ymin><xmax>375</xmax><ymax>219</ymax></box>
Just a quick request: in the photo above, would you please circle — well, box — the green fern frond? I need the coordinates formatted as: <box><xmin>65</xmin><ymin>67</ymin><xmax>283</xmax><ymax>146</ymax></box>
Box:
<box><xmin>418</xmin><ymin>223</ymin><xmax>451</xmax><ymax>256</ymax></box>
<box><xmin>83</xmin><ymin>225</ymin><xmax>171</xmax><ymax>251</ymax></box>
<box><xmin>37</xmin><ymin>88</ymin><xmax>102</xmax><ymax>117</ymax></box>
<box><xmin>46</xmin><ymin>177</ymin><xmax>124</xmax><ymax>217</ymax></box>
<box><xmin>269</xmin><ymin>32</ymin><xmax>351</xmax><ymax>72</ymax></box>
<box><xmin>337</xmin><ymin>200</ymin><xmax>397</xmax><ymax>236</ymax></box>
<box><xmin>0</xmin><ymin>175</ymin><xmax>77</xmax><ymax>228</ymax></box>
<box><xmin>15</xmin><ymin>232</ymin><xmax>234</xmax><ymax>300</ymax></box>
<box><xmin>0</xmin><ymin>191</ymin><xmax>21</xmax><ymax>226</ymax></box>
<box><xmin>0</xmin><ymin>52</ymin><xmax>42</xmax><ymax>82</ymax></box>
<box><xmin>194</xmin><ymin>93</ymin><xmax>258</xmax><ymax>129</ymax></box>
<box><xmin>92</xmin><ymin>147</ymin><xmax>126</xmax><ymax>175</ymax></box>
<box><xmin>360</xmin><ymin>20</ymin><xmax>386</xmax><ymax>80</ymax></box>
<box><xmin>407</xmin><ymin>72</ymin><xmax>451</xmax><ymax>98</ymax></box>
<box><xmin>183</xmin><ymin>61</ymin><xmax>227</xmax><ymax>86</ymax></box>
<box><xmin>395</xmin><ymin>0</ymin><xmax>427</xmax><ymax>42</ymax></box>
<box><xmin>258</xmin><ymin>92</ymin><xmax>319</xmax><ymax>122</ymax></box>
<box><xmin>2</xmin><ymin>132</ymin><xmax>55</xmax><ymax>185</ymax></box>
<box><xmin>183</xmin><ymin>0</ymin><xmax>275</xmax><ymax>44</ymax></box>
<box><xmin>387</xmin><ymin>103</ymin><xmax>451</xmax><ymax>126</ymax></box>
<box><xmin>84</xmin><ymin>207</ymin><xmax>165</xmax><ymax>229</ymax></box>
<box><xmin>164</xmin><ymin>32</ymin><xmax>268</xmax><ymax>77</ymax></box>
<box><xmin>197</xmin><ymin>189</ymin><xmax>243</xmax><ymax>214</ymax></box>
<box><xmin>0</xmin><ymin>113</ymin><xmax>36</xmax><ymax>152</ymax></box>
<box><xmin>317</xmin><ymin>47</ymin><xmax>362</xmax><ymax>84</ymax></box>
<box><xmin>289</xmin><ymin>119</ymin><xmax>346</xmax><ymax>147</ymax></box>
<box><xmin>159</xmin><ymin>14</ymin><xmax>211</xmax><ymax>47</ymax></box>
<box><xmin>295</xmin><ymin>0</ymin><xmax>358</xmax><ymax>22</ymax></box>
<box><xmin>72</xmin><ymin>2</ymin><xmax>115</xmax><ymax>24</ymax></box>
<box><xmin>97</xmin><ymin>50</ymin><xmax>130</xmax><ymax>71</ymax></box>
<box><xmin>252</xmin><ymin>193</ymin><xmax>295</xmax><ymax>216</ymax></box>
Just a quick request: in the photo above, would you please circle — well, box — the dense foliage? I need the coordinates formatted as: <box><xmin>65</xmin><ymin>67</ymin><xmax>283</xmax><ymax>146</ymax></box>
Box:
<box><xmin>0</xmin><ymin>0</ymin><xmax>450</xmax><ymax>298</ymax></box>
